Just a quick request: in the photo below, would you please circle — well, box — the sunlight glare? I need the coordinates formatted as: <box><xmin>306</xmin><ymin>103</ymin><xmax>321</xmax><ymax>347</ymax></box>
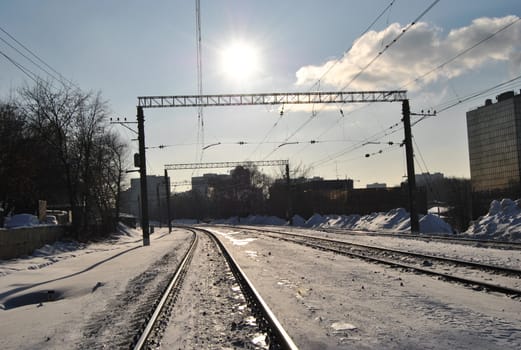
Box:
<box><xmin>220</xmin><ymin>41</ymin><xmax>259</xmax><ymax>81</ymax></box>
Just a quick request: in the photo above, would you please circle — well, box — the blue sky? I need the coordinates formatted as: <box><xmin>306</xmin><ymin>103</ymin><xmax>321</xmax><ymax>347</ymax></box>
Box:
<box><xmin>1</xmin><ymin>0</ymin><xmax>520</xmax><ymax>189</ymax></box>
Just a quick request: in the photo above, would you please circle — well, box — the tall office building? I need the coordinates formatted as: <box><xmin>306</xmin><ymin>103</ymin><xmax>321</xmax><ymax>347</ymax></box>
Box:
<box><xmin>466</xmin><ymin>91</ymin><xmax>521</xmax><ymax>194</ymax></box>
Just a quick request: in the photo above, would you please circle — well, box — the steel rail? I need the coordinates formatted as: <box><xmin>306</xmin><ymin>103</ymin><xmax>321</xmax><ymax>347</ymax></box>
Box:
<box><xmin>133</xmin><ymin>232</ymin><xmax>198</xmax><ymax>350</ymax></box>
<box><xmin>235</xmin><ymin>226</ymin><xmax>521</xmax><ymax>297</ymax></box>
<box><xmin>241</xmin><ymin>226</ymin><xmax>521</xmax><ymax>276</ymax></box>
<box><xmin>322</xmin><ymin>227</ymin><xmax>521</xmax><ymax>250</ymax></box>
<box><xmin>194</xmin><ymin>226</ymin><xmax>299</xmax><ymax>350</ymax></box>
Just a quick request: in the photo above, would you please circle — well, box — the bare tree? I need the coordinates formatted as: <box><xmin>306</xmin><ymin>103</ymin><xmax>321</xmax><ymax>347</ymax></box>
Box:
<box><xmin>17</xmin><ymin>80</ymin><xmax>127</xmax><ymax>236</ymax></box>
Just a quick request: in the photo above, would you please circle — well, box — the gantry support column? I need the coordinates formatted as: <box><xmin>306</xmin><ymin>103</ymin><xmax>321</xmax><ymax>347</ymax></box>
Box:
<box><xmin>137</xmin><ymin>106</ymin><xmax>150</xmax><ymax>245</ymax></box>
<box><xmin>165</xmin><ymin>169</ymin><xmax>172</xmax><ymax>233</ymax></box>
<box><xmin>286</xmin><ymin>163</ymin><xmax>293</xmax><ymax>225</ymax></box>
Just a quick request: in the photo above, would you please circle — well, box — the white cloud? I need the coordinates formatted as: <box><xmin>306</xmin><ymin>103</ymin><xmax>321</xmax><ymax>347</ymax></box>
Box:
<box><xmin>295</xmin><ymin>16</ymin><xmax>521</xmax><ymax>91</ymax></box>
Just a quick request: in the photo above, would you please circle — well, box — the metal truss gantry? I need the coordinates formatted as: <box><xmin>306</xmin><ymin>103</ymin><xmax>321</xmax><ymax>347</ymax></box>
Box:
<box><xmin>135</xmin><ymin>90</ymin><xmax>419</xmax><ymax>246</ymax></box>
<box><xmin>165</xmin><ymin>160</ymin><xmax>288</xmax><ymax>170</ymax></box>
<box><xmin>138</xmin><ymin>91</ymin><xmax>407</xmax><ymax>108</ymax></box>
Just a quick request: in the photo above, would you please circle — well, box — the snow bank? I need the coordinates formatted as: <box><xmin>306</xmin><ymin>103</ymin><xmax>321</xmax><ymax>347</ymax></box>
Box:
<box><xmin>210</xmin><ymin>208</ymin><xmax>453</xmax><ymax>235</ymax></box>
<box><xmin>297</xmin><ymin>209</ymin><xmax>452</xmax><ymax>234</ymax></box>
<box><xmin>291</xmin><ymin>215</ymin><xmax>307</xmax><ymax>226</ymax></box>
<box><xmin>205</xmin><ymin>200</ymin><xmax>521</xmax><ymax>241</ymax></box>
<box><xmin>465</xmin><ymin>199</ymin><xmax>521</xmax><ymax>241</ymax></box>
<box><xmin>353</xmin><ymin>208</ymin><xmax>409</xmax><ymax>231</ymax></box>
<box><xmin>173</xmin><ymin>219</ymin><xmax>200</xmax><ymax>225</ymax></box>
<box><xmin>4</xmin><ymin>214</ymin><xmax>40</xmax><ymax>228</ymax></box>
<box><xmin>211</xmin><ymin>215</ymin><xmax>287</xmax><ymax>226</ymax></box>
<box><xmin>419</xmin><ymin>213</ymin><xmax>453</xmax><ymax>234</ymax></box>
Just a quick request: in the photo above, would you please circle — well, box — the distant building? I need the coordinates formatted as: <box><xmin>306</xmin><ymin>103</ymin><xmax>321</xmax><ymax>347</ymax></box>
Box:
<box><xmin>415</xmin><ymin>172</ymin><xmax>444</xmax><ymax>187</ymax></box>
<box><xmin>366</xmin><ymin>183</ymin><xmax>387</xmax><ymax>189</ymax></box>
<box><xmin>120</xmin><ymin>175</ymin><xmax>170</xmax><ymax>222</ymax></box>
<box><xmin>191</xmin><ymin>173</ymin><xmax>232</xmax><ymax>198</ymax></box>
<box><xmin>466</xmin><ymin>91</ymin><xmax>521</xmax><ymax>194</ymax></box>
<box><xmin>345</xmin><ymin>187</ymin><xmax>427</xmax><ymax>216</ymax></box>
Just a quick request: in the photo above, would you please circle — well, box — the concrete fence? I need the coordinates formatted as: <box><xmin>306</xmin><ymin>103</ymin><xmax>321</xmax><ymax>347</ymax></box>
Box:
<box><xmin>0</xmin><ymin>226</ymin><xmax>68</xmax><ymax>260</ymax></box>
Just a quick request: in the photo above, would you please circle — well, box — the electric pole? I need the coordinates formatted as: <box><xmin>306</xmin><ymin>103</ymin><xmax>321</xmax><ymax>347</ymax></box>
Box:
<box><xmin>286</xmin><ymin>163</ymin><xmax>293</xmax><ymax>225</ymax></box>
<box><xmin>165</xmin><ymin>169</ymin><xmax>172</xmax><ymax>233</ymax></box>
<box><xmin>137</xmin><ymin>106</ymin><xmax>150</xmax><ymax>245</ymax></box>
<box><xmin>402</xmin><ymin>99</ymin><xmax>419</xmax><ymax>233</ymax></box>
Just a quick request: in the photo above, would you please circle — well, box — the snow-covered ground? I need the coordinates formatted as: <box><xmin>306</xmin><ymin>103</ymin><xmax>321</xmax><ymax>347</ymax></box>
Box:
<box><xmin>0</xmin><ymin>225</ymin><xmax>193</xmax><ymax>349</ymax></box>
<box><xmin>2</xmin><ymin>199</ymin><xmax>521</xmax><ymax>349</ymax></box>
<box><xmin>209</xmin><ymin>226</ymin><xmax>521</xmax><ymax>349</ymax></box>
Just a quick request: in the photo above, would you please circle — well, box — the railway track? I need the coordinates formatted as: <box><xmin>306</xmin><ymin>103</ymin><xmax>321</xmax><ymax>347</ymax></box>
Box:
<box><xmin>132</xmin><ymin>227</ymin><xmax>298</xmax><ymax>350</ymax></box>
<box><xmin>231</xmin><ymin>226</ymin><xmax>521</xmax><ymax>298</ymax></box>
<box><xmin>320</xmin><ymin>227</ymin><xmax>521</xmax><ymax>250</ymax></box>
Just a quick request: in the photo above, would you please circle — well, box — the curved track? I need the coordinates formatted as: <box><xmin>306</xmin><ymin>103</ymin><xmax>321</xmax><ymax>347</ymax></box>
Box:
<box><xmin>133</xmin><ymin>227</ymin><xmax>298</xmax><ymax>350</ymax></box>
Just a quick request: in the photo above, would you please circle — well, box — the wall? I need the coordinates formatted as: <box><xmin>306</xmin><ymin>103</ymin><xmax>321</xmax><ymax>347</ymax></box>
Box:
<box><xmin>0</xmin><ymin>225</ymin><xmax>67</xmax><ymax>260</ymax></box>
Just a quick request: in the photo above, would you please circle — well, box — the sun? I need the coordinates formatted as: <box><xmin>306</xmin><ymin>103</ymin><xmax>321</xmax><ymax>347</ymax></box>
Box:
<box><xmin>220</xmin><ymin>41</ymin><xmax>260</xmax><ymax>81</ymax></box>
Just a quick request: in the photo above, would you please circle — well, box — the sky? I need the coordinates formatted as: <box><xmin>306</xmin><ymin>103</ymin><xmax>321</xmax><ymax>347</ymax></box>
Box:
<box><xmin>1</xmin><ymin>0</ymin><xmax>520</xmax><ymax>190</ymax></box>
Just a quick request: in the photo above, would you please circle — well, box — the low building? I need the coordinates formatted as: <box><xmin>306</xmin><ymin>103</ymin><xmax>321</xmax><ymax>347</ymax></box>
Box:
<box><xmin>366</xmin><ymin>183</ymin><xmax>387</xmax><ymax>189</ymax></box>
<box><xmin>120</xmin><ymin>175</ymin><xmax>170</xmax><ymax>223</ymax></box>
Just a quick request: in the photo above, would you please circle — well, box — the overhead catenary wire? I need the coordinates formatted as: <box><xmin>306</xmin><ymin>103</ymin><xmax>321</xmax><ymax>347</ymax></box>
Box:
<box><xmin>411</xmin><ymin>73</ymin><xmax>521</xmax><ymax>128</ymax></box>
<box><xmin>338</xmin><ymin>0</ymin><xmax>440</xmax><ymax>95</ymax></box>
<box><xmin>308</xmin><ymin>121</ymin><xmax>403</xmax><ymax>169</ymax></box>
<box><xmin>401</xmin><ymin>16</ymin><xmax>521</xmax><ymax>90</ymax></box>
<box><xmin>309</xmin><ymin>0</ymin><xmax>397</xmax><ymax>92</ymax></box>
<box><xmin>314</xmin><ymin>75</ymin><xmax>521</xmax><ymax>180</ymax></box>
<box><xmin>255</xmin><ymin>0</ymin><xmax>399</xmax><ymax>161</ymax></box>
<box><xmin>293</xmin><ymin>2</ymin><xmax>519</xmax><ymax>174</ymax></box>
<box><xmin>412</xmin><ymin>137</ymin><xmax>444</xmax><ymax>202</ymax></box>
<box><xmin>312</xmin><ymin>75</ymin><xmax>521</xmax><ymax>173</ymax></box>
<box><xmin>262</xmin><ymin>0</ymin><xmax>440</xmax><ymax>161</ymax></box>
<box><xmin>301</xmin><ymin>4</ymin><xmax>518</xmax><ymax>174</ymax></box>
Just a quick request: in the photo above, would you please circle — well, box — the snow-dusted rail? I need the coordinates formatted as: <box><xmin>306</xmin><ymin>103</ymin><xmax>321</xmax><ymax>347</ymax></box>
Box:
<box><xmin>197</xmin><ymin>226</ymin><xmax>299</xmax><ymax>350</ymax></box>
<box><xmin>322</xmin><ymin>227</ymin><xmax>521</xmax><ymax>250</ymax></box>
<box><xmin>132</xmin><ymin>231</ymin><xmax>199</xmax><ymax>350</ymax></box>
<box><xmin>238</xmin><ymin>227</ymin><xmax>521</xmax><ymax>298</ymax></box>
<box><xmin>132</xmin><ymin>227</ymin><xmax>299</xmax><ymax>350</ymax></box>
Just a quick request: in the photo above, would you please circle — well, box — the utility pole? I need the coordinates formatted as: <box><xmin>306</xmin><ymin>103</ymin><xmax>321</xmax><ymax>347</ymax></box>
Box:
<box><xmin>402</xmin><ymin>100</ymin><xmax>419</xmax><ymax>233</ymax></box>
<box><xmin>137</xmin><ymin>106</ymin><xmax>150</xmax><ymax>245</ymax></box>
<box><xmin>286</xmin><ymin>163</ymin><xmax>293</xmax><ymax>225</ymax></box>
<box><xmin>156</xmin><ymin>183</ymin><xmax>161</xmax><ymax>227</ymax></box>
<box><xmin>165</xmin><ymin>169</ymin><xmax>172</xmax><ymax>233</ymax></box>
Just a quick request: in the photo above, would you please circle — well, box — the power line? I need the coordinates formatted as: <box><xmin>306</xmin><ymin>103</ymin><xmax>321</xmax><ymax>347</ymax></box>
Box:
<box><xmin>0</xmin><ymin>36</ymin><xmax>61</xmax><ymax>84</ymax></box>
<box><xmin>253</xmin><ymin>1</ymin><xmax>398</xmax><ymax>162</ymax></box>
<box><xmin>0</xmin><ymin>25</ymin><xmax>75</xmax><ymax>88</ymax></box>
<box><xmin>340</xmin><ymin>0</ymin><xmax>440</xmax><ymax>93</ymax></box>
<box><xmin>311</xmin><ymin>10</ymin><xmax>518</xmax><ymax>170</ymax></box>
<box><xmin>300</xmin><ymin>5</ymin><xmax>517</xmax><ymax>166</ymax></box>
<box><xmin>0</xmin><ymin>48</ymin><xmax>39</xmax><ymax>84</ymax></box>
<box><xmin>262</xmin><ymin>0</ymin><xmax>439</xmax><ymax>161</ymax></box>
<box><xmin>430</xmin><ymin>73</ymin><xmax>521</xmax><ymax>116</ymax></box>
<box><xmin>309</xmin><ymin>0</ymin><xmax>397</xmax><ymax>92</ymax></box>
<box><xmin>308</xmin><ymin>121</ymin><xmax>403</xmax><ymax>169</ymax></box>
<box><xmin>402</xmin><ymin>16</ymin><xmax>521</xmax><ymax>90</ymax></box>
<box><xmin>246</xmin><ymin>110</ymin><xmax>285</xmax><ymax>160</ymax></box>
